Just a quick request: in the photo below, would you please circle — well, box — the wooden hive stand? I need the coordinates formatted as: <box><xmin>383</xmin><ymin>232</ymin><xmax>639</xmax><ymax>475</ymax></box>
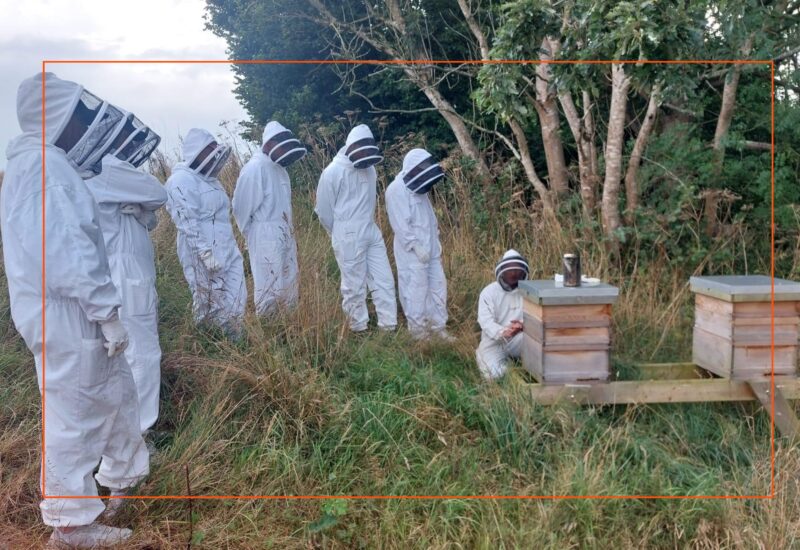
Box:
<box><xmin>520</xmin><ymin>276</ymin><xmax>800</xmax><ymax>438</ymax></box>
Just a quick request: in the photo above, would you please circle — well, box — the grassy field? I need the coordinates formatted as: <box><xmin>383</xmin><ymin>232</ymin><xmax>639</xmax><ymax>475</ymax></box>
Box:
<box><xmin>1</xmin><ymin>155</ymin><xmax>799</xmax><ymax>549</ymax></box>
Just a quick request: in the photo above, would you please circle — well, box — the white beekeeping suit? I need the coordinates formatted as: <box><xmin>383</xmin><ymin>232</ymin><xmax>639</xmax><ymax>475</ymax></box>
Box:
<box><xmin>385</xmin><ymin>148</ymin><xmax>451</xmax><ymax>340</ymax></box>
<box><xmin>165</xmin><ymin>128</ymin><xmax>246</xmax><ymax>336</ymax></box>
<box><xmin>232</xmin><ymin>121</ymin><xmax>304</xmax><ymax>315</ymax></box>
<box><xmin>315</xmin><ymin>124</ymin><xmax>397</xmax><ymax>332</ymax></box>
<box><xmin>1</xmin><ymin>72</ymin><xmax>148</xmax><ymax>546</ymax></box>
<box><xmin>87</xmin><ymin>155</ymin><xmax>167</xmax><ymax>433</ymax></box>
<box><xmin>475</xmin><ymin>250</ymin><xmax>530</xmax><ymax>380</ymax></box>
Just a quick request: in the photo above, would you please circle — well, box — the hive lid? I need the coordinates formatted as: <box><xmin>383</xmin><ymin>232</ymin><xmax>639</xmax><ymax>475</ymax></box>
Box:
<box><xmin>518</xmin><ymin>280</ymin><xmax>619</xmax><ymax>306</ymax></box>
<box><xmin>689</xmin><ymin>275</ymin><xmax>800</xmax><ymax>302</ymax></box>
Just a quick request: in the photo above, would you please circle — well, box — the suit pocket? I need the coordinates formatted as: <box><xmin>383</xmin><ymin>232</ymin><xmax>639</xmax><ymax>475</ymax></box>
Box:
<box><xmin>79</xmin><ymin>337</ymin><xmax>111</xmax><ymax>391</ymax></box>
<box><xmin>122</xmin><ymin>278</ymin><xmax>157</xmax><ymax>317</ymax></box>
<box><xmin>332</xmin><ymin>231</ymin><xmax>359</xmax><ymax>263</ymax></box>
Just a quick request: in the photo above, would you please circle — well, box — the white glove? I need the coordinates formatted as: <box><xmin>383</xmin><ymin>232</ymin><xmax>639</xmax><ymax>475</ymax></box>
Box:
<box><xmin>99</xmin><ymin>318</ymin><xmax>129</xmax><ymax>358</ymax></box>
<box><xmin>413</xmin><ymin>246</ymin><xmax>430</xmax><ymax>264</ymax></box>
<box><xmin>120</xmin><ymin>203</ymin><xmax>142</xmax><ymax>217</ymax></box>
<box><xmin>199</xmin><ymin>250</ymin><xmax>222</xmax><ymax>272</ymax></box>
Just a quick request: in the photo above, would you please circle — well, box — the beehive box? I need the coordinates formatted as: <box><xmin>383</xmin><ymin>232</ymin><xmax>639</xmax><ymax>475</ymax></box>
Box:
<box><xmin>690</xmin><ymin>275</ymin><xmax>800</xmax><ymax>379</ymax></box>
<box><xmin>518</xmin><ymin>280</ymin><xmax>618</xmax><ymax>384</ymax></box>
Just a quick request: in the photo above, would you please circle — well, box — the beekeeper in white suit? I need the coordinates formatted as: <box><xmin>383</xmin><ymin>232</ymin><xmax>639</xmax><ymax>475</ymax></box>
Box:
<box><xmin>165</xmin><ymin>128</ymin><xmax>246</xmax><ymax>336</ymax></box>
<box><xmin>1</xmin><ymin>72</ymin><xmax>149</xmax><ymax>547</ymax></box>
<box><xmin>385</xmin><ymin>148</ymin><xmax>452</xmax><ymax>341</ymax></box>
<box><xmin>86</xmin><ymin>116</ymin><xmax>166</xmax><ymax>435</ymax></box>
<box><xmin>476</xmin><ymin>250</ymin><xmax>530</xmax><ymax>380</ymax></box>
<box><xmin>315</xmin><ymin>124</ymin><xmax>397</xmax><ymax>332</ymax></box>
<box><xmin>233</xmin><ymin>121</ymin><xmax>304</xmax><ymax>315</ymax></box>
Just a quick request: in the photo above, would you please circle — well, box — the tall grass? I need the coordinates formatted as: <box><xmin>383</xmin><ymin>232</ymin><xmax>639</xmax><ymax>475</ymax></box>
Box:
<box><xmin>0</xmin><ymin>135</ymin><xmax>798</xmax><ymax>548</ymax></box>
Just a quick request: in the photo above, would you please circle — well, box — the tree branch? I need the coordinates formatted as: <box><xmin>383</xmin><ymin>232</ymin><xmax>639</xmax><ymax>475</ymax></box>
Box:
<box><xmin>457</xmin><ymin>0</ymin><xmax>490</xmax><ymax>60</ymax></box>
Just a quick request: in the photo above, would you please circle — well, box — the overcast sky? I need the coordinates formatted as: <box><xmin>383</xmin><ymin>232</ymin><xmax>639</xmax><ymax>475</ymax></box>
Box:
<box><xmin>0</xmin><ymin>0</ymin><xmax>253</xmax><ymax>171</ymax></box>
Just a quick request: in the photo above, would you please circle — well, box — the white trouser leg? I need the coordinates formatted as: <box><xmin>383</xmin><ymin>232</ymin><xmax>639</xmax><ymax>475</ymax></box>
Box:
<box><xmin>334</xmin><ymin>231</ymin><xmax>369</xmax><ymax>331</ymax></box>
<box><xmin>475</xmin><ymin>333</ymin><xmax>523</xmax><ymax>380</ymax></box>
<box><xmin>27</xmin><ymin>301</ymin><xmax>148</xmax><ymax>527</ymax></box>
<box><xmin>396</xmin><ymin>253</ymin><xmax>429</xmax><ymax>336</ymax></box>
<box><xmin>282</xmin><ymin>236</ymin><xmax>300</xmax><ymax>309</ymax></box>
<box><xmin>251</xmin><ymin>236</ymin><xmax>282</xmax><ymax>316</ymax></box>
<box><xmin>121</xmin><ymin>308</ymin><xmax>161</xmax><ymax>433</ymax></box>
<box><xmin>425</xmin><ymin>257</ymin><xmax>448</xmax><ymax>332</ymax></box>
<box><xmin>365</xmin><ymin>229</ymin><xmax>397</xmax><ymax>329</ymax></box>
<box><xmin>94</xmin><ymin>354</ymin><xmax>150</xmax><ymax>490</ymax></box>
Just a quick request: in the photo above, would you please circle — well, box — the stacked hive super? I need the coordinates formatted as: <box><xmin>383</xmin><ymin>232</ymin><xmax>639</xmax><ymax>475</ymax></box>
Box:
<box><xmin>690</xmin><ymin>275</ymin><xmax>800</xmax><ymax>379</ymax></box>
<box><xmin>519</xmin><ymin>280</ymin><xmax>619</xmax><ymax>384</ymax></box>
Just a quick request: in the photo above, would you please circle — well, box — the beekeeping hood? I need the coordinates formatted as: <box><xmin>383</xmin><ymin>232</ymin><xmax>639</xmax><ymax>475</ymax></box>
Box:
<box><xmin>183</xmin><ymin>127</ymin><xmax>231</xmax><ymax>179</ymax></box>
<box><xmin>495</xmin><ymin>249</ymin><xmax>529</xmax><ymax>292</ymax></box>
<box><xmin>17</xmin><ymin>71</ymin><xmax>127</xmax><ymax>178</ymax></box>
<box><xmin>344</xmin><ymin>124</ymin><xmax>383</xmax><ymax>169</ymax></box>
<box><xmin>105</xmin><ymin>114</ymin><xmax>160</xmax><ymax>168</ymax></box>
<box><xmin>262</xmin><ymin>121</ymin><xmax>306</xmax><ymax>167</ymax></box>
<box><xmin>401</xmin><ymin>148</ymin><xmax>445</xmax><ymax>194</ymax></box>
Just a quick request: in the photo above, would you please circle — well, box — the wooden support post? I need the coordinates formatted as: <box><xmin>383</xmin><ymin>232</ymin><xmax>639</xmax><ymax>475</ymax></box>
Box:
<box><xmin>747</xmin><ymin>379</ymin><xmax>800</xmax><ymax>440</ymax></box>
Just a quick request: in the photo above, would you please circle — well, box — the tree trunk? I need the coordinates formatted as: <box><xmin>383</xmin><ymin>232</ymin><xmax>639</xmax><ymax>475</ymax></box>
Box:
<box><xmin>712</xmin><ymin>36</ymin><xmax>753</xmax><ymax>171</ymax></box>
<box><xmin>535</xmin><ymin>38</ymin><xmax>569</xmax><ymax>197</ymax></box>
<box><xmin>601</xmin><ymin>63</ymin><xmax>631</xmax><ymax>246</ymax></box>
<box><xmin>560</xmin><ymin>90</ymin><xmax>597</xmax><ymax>217</ymax></box>
<box><xmin>414</xmin><ymin>78</ymin><xmax>492</xmax><ymax>182</ymax></box>
<box><xmin>456</xmin><ymin>0</ymin><xmax>490</xmax><ymax>60</ymax></box>
<box><xmin>584</xmin><ymin>91</ymin><xmax>600</xmax><ymax>213</ymax></box>
<box><xmin>624</xmin><ymin>82</ymin><xmax>661</xmax><ymax>224</ymax></box>
<box><xmin>712</xmin><ymin>67</ymin><xmax>743</xmax><ymax>167</ymax></box>
<box><xmin>508</xmin><ymin>118</ymin><xmax>555</xmax><ymax>215</ymax></box>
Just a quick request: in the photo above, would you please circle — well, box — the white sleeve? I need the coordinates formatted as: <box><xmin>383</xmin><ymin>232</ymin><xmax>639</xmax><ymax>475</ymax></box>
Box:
<box><xmin>89</xmin><ymin>161</ymin><xmax>167</xmax><ymax>211</ymax></box>
<box><xmin>165</xmin><ymin>178</ymin><xmax>213</xmax><ymax>254</ymax></box>
<box><xmin>477</xmin><ymin>287</ymin><xmax>506</xmax><ymax>341</ymax></box>
<box><xmin>232</xmin><ymin>163</ymin><xmax>264</xmax><ymax>238</ymax></box>
<box><xmin>386</xmin><ymin>184</ymin><xmax>418</xmax><ymax>253</ymax></box>
<box><xmin>314</xmin><ymin>168</ymin><xmax>336</xmax><ymax>234</ymax></box>
<box><xmin>47</xmin><ymin>180</ymin><xmax>121</xmax><ymax>323</ymax></box>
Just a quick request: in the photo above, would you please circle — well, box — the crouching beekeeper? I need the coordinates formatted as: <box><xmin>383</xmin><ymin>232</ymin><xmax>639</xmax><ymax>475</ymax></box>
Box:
<box><xmin>475</xmin><ymin>250</ymin><xmax>529</xmax><ymax>379</ymax></box>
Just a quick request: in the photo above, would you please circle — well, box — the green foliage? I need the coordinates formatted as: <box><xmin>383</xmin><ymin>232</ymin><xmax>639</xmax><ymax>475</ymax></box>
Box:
<box><xmin>205</xmin><ymin>0</ymin><xmax>470</xmax><ymax>147</ymax></box>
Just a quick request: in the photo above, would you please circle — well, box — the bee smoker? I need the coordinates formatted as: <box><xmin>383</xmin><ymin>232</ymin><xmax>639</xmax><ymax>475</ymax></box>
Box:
<box><xmin>562</xmin><ymin>253</ymin><xmax>581</xmax><ymax>287</ymax></box>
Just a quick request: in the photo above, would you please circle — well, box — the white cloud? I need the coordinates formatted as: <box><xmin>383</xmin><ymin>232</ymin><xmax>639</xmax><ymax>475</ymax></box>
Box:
<box><xmin>0</xmin><ymin>0</ymin><xmax>252</xmax><ymax>170</ymax></box>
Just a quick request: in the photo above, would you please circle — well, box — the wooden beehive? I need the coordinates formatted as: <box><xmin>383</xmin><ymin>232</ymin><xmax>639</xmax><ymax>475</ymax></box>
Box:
<box><xmin>690</xmin><ymin>275</ymin><xmax>800</xmax><ymax>379</ymax></box>
<box><xmin>518</xmin><ymin>280</ymin><xmax>618</xmax><ymax>384</ymax></box>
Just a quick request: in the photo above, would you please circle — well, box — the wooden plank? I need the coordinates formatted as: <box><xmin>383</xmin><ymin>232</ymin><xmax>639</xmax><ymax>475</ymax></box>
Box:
<box><xmin>692</xmin><ymin>326</ymin><xmax>733</xmax><ymax>377</ymax></box>
<box><xmin>522</xmin><ymin>313</ymin><xmax>611</xmax><ymax>345</ymax></box>
<box><xmin>731</xmin><ymin>345</ymin><xmax>798</xmax><ymax>378</ymax></box>
<box><xmin>522</xmin><ymin>299</ymin><xmax>544</xmax><ymax>320</ymax></box>
<box><xmin>542</xmin><ymin>349</ymin><xmax>610</xmax><ymax>382</ymax></box>
<box><xmin>523</xmin><ymin>301</ymin><xmax>611</xmax><ymax>323</ymax></box>
<box><xmin>522</xmin><ymin>312</ymin><xmax>544</xmax><ymax>341</ymax></box>
<box><xmin>521</xmin><ymin>333</ymin><xmax>544</xmax><ymax>382</ymax></box>
<box><xmin>734</xmin><ymin>301</ymin><xmax>798</xmax><ymax>318</ymax></box>
<box><xmin>635</xmin><ymin>362</ymin><xmax>709</xmax><ymax>380</ymax></box>
<box><xmin>695</xmin><ymin>294</ymin><xmax>733</xmax><ymax>316</ymax></box>
<box><xmin>731</xmin><ymin>326</ymin><xmax>799</xmax><ymax>346</ymax></box>
<box><xmin>695</xmin><ymin>307</ymin><xmax>733</xmax><ymax>339</ymax></box>
<box><xmin>747</xmin><ymin>379</ymin><xmax>800</xmax><ymax>439</ymax></box>
<box><xmin>733</xmin><ymin>316</ymin><xmax>800</xmax><ymax>327</ymax></box>
<box><xmin>528</xmin><ymin>377</ymin><xmax>800</xmax><ymax>406</ymax></box>
<box><xmin>542</xmin><ymin>342</ymin><xmax>610</xmax><ymax>352</ymax></box>
<box><xmin>522</xmin><ymin>334</ymin><xmax>609</xmax><ymax>383</ymax></box>
<box><xmin>544</xmin><ymin>326</ymin><xmax>611</xmax><ymax>346</ymax></box>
